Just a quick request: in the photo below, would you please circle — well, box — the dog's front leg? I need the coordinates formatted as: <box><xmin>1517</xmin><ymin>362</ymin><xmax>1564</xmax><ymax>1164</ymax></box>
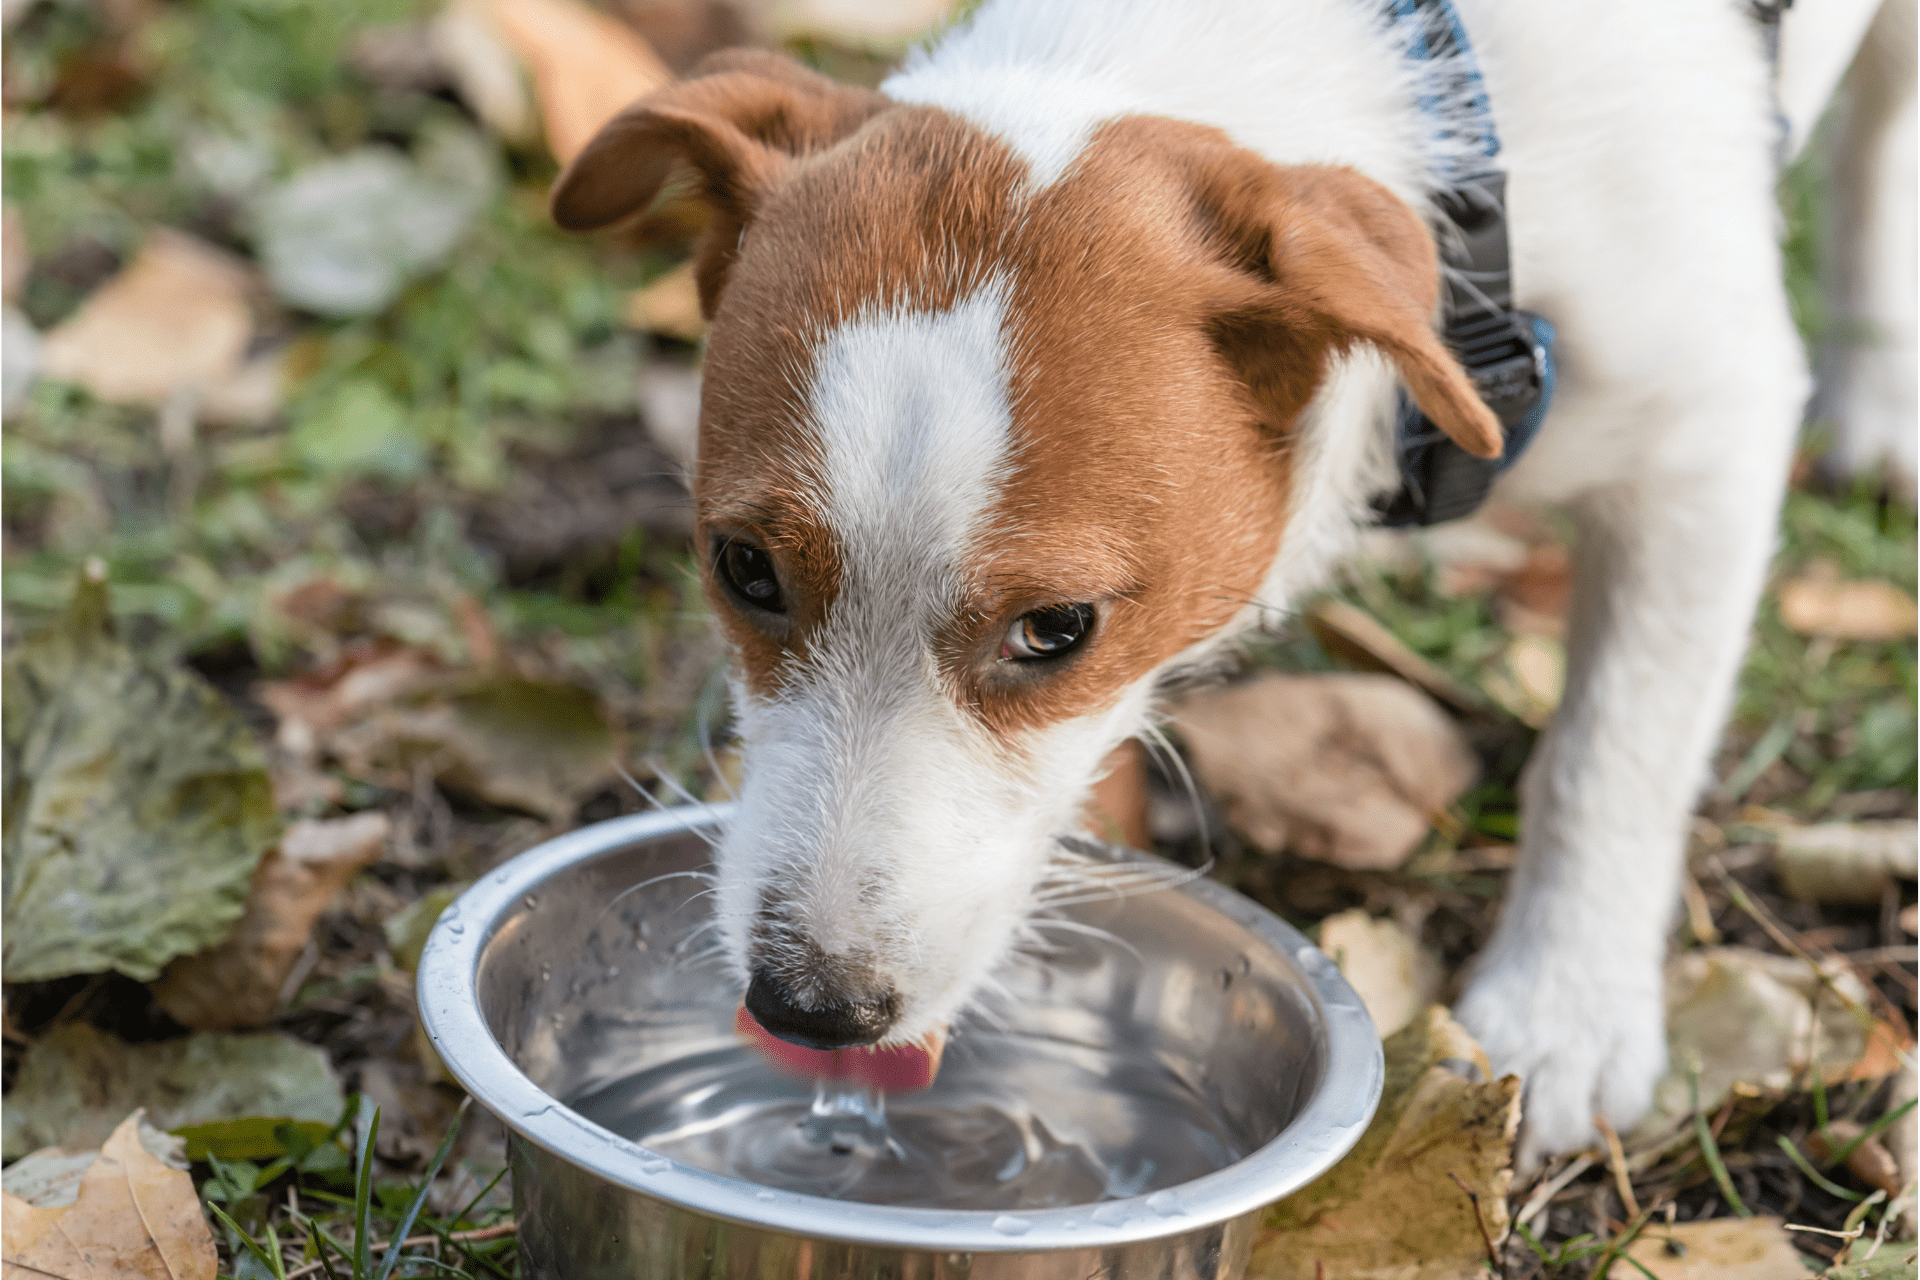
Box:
<box><xmin>1453</xmin><ymin>465</ymin><xmax>1791</xmax><ymax>1166</ymax></box>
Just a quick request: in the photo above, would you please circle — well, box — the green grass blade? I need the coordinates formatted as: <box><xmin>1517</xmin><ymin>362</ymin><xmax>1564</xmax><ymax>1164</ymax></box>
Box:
<box><xmin>206</xmin><ymin>1201</ymin><xmax>283</xmax><ymax>1277</ymax></box>
<box><xmin>373</xmin><ymin>1103</ymin><xmax>467</xmax><ymax>1280</ymax></box>
<box><xmin>1691</xmin><ymin>1070</ymin><xmax>1751</xmax><ymax>1218</ymax></box>
<box><xmin>353</xmin><ymin>1105</ymin><xmax>380</xmax><ymax>1280</ymax></box>
<box><xmin>449</xmin><ymin>1164</ymin><xmax>508</xmax><ymax>1228</ymax></box>
<box><xmin>1776</xmin><ymin>1134</ymin><xmax>1865</xmax><ymax>1201</ymax></box>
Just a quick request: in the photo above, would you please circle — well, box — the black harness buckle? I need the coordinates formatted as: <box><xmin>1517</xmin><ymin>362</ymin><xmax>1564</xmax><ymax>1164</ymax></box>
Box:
<box><xmin>1374</xmin><ymin>172</ymin><xmax>1557</xmax><ymax>528</ymax></box>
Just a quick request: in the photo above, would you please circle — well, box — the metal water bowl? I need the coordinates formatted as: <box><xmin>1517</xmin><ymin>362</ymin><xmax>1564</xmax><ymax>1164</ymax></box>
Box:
<box><xmin>417</xmin><ymin>806</ymin><xmax>1382</xmax><ymax>1278</ymax></box>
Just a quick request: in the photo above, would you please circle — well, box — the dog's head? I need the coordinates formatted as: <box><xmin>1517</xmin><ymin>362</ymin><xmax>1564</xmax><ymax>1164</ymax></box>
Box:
<box><xmin>555</xmin><ymin>51</ymin><xmax>1497</xmax><ymax>1057</ymax></box>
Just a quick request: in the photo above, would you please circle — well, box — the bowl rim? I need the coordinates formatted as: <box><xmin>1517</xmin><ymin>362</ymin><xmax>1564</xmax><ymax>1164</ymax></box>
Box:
<box><xmin>417</xmin><ymin>805</ymin><xmax>1384</xmax><ymax>1251</ymax></box>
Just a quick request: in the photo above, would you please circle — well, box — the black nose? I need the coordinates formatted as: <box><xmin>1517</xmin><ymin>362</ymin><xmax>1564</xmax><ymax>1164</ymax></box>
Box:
<box><xmin>744</xmin><ymin>970</ymin><xmax>898</xmax><ymax>1050</ymax></box>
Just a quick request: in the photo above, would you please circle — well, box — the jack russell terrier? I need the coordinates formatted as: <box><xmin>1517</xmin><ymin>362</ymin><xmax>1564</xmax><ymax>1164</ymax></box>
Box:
<box><xmin>551</xmin><ymin>0</ymin><xmax>1912</xmax><ymax>1165</ymax></box>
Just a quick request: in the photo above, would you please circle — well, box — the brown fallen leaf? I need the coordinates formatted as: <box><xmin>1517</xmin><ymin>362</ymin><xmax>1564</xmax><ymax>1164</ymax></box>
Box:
<box><xmin>1495</xmin><ymin>542</ymin><xmax>1571</xmax><ymax>638</ymax></box>
<box><xmin>625</xmin><ymin>259</ymin><xmax>705</xmax><ymax>341</ymax></box>
<box><xmin>773</xmin><ymin>0</ymin><xmax>954</xmax><ymax>47</ymax></box>
<box><xmin>486</xmin><ymin>0</ymin><xmax>671</xmax><ymax>164</ymax></box>
<box><xmin>1633</xmin><ymin>947</ymin><xmax>1897</xmax><ymax>1143</ymax></box>
<box><xmin>1810</xmin><ymin>1122</ymin><xmax>1904</xmax><ymax>1198</ymax></box>
<box><xmin>2</xmin><ymin>1116</ymin><xmax>187</xmax><ymax>1210</ymax></box>
<box><xmin>1251</xmin><ymin>1006</ymin><xmax>1521</xmax><ymax>1280</ymax></box>
<box><xmin>262</xmin><ymin>641</ymin><xmax>615</xmax><ymax>821</ymax></box>
<box><xmin>38</xmin><ymin>230</ymin><xmax>254</xmax><ymax>407</ymax></box>
<box><xmin>1776</xmin><ymin>576</ymin><xmax>1917</xmax><ymax>642</ymax></box>
<box><xmin>1483</xmin><ymin>632</ymin><xmax>1565</xmax><ymax>727</ymax></box>
<box><xmin>152</xmin><ymin>812</ymin><xmax>392</xmax><ymax>1029</ymax></box>
<box><xmin>1318</xmin><ymin>910</ymin><xmax>1442</xmax><ymax>1039</ymax></box>
<box><xmin>2</xmin><ymin>1109</ymin><xmax>217</xmax><ymax>1280</ymax></box>
<box><xmin>433</xmin><ymin>1</ymin><xmax>538</xmax><ymax>143</ymax></box>
<box><xmin>1772</xmin><ymin>820</ymin><xmax>1918</xmax><ymax>904</ymax></box>
<box><xmin>1172</xmin><ymin>672</ymin><xmax>1478</xmax><ymax>871</ymax></box>
<box><xmin>1607</xmin><ymin>1218</ymin><xmax>1807</xmax><ymax>1280</ymax></box>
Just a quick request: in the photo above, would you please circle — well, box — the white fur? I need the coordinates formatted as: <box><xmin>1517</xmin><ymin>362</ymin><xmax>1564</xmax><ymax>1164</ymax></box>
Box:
<box><xmin>716</xmin><ymin>0</ymin><xmax>1895</xmax><ymax>1162</ymax></box>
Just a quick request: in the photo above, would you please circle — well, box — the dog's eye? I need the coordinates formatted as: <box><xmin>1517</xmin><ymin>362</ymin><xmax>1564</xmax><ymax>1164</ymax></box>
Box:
<box><xmin>1002</xmin><ymin>604</ymin><xmax>1094</xmax><ymax>660</ymax></box>
<box><xmin>717</xmin><ymin>540</ymin><xmax>785</xmax><ymax>613</ymax></box>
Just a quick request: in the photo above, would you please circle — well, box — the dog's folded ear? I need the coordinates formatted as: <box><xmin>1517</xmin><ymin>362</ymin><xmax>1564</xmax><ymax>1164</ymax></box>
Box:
<box><xmin>551</xmin><ymin>50</ymin><xmax>889</xmax><ymax>312</ymax></box>
<box><xmin>1192</xmin><ymin>157</ymin><xmax>1504</xmax><ymax>459</ymax></box>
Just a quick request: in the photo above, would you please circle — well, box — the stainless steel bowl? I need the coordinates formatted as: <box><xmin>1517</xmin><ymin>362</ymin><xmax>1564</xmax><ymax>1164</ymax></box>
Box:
<box><xmin>417</xmin><ymin>806</ymin><xmax>1382</xmax><ymax>1278</ymax></box>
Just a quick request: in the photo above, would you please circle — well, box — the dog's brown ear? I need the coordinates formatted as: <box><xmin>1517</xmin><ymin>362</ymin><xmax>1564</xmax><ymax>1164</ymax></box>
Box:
<box><xmin>551</xmin><ymin>50</ymin><xmax>888</xmax><ymax>311</ymax></box>
<box><xmin>1192</xmin><ymin>157</ymin><xmax>1503</xmax><ymax>459</ymax></box>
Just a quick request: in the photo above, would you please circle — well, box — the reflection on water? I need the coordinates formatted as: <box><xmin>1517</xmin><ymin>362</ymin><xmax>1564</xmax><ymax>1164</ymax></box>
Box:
<box><xmin>566</xmin><ymin>1029</ymin><xmax>1242</xmax><ymax>1210</ymax></box>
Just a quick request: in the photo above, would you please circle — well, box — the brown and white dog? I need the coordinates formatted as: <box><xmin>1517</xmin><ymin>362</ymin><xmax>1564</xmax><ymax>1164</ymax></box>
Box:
<box><xmin>553</xmin><ymin>0</ymin><xmax>1906</xmax><ymax>1164</ymax></box>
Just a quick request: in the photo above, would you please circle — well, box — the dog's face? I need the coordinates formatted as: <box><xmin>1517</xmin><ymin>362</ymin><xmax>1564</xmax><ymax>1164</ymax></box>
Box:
<box><xmin>555</xmin><ymin>52</ymin><xmax>1497</xmax><ymax>1055</ymax></box>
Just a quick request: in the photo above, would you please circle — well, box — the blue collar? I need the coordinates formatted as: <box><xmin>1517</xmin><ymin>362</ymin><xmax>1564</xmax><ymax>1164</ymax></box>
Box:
<box><xmin>1373</xmin><ymin>0</ymin><xmax>1557</xmax><ymax>527</ymax></box>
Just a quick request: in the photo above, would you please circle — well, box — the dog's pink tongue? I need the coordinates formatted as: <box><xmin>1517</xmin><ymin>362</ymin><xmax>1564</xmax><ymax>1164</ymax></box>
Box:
<box><xmin>733</xmin><ymin>1005</ymin><xmax>944</xmax><ymax>1092</ymax></box>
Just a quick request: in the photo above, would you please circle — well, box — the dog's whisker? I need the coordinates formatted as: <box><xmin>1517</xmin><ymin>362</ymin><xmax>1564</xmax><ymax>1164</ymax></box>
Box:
<box><xmin>1025</xmin><ymin>915</ymin><xmax>1143</xmax><ymax>963</ymax></box>
<box><xmin>591</xmin><ymin>867</ymin><xmax>718</xmax><ymax>930</ymax></box>
<box><xmin>614</xmin><ymin>762</ymin><xmax>722</xmax><ymax>850</ymax></box>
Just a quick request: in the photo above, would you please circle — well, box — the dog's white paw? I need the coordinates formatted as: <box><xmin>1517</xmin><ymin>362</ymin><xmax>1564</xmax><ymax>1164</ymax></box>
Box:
<box><xmin>1454</xmin><ymin>947</ymin><xmax>1668</xmax><ymax>1170</ymax></box>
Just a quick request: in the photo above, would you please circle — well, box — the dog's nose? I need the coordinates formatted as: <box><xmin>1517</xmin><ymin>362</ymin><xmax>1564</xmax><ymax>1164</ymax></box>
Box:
<box><xmin>744</xmin><ymin>969</ymin><xmax>899</xmax><ymax>1050</ymax></box>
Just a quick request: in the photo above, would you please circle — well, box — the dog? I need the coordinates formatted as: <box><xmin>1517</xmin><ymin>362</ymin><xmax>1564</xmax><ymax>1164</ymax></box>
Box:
<box><xmin>551</xmin><ymin>0</ymin><xmax>1909</xmax><ymax>1165</ymax></box>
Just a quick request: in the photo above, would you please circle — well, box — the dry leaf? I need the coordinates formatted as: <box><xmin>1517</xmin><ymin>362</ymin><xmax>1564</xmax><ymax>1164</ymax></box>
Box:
<box><xmin>2</xmin><ymin>1110</ymin><xmax>217</xmax><ymax>1280</ymax></box>
<box><xmin>487</xmin><ymin>0</ymin><xmax>671</xmax><ymax>164</ymax></box>
<box><xmin>1777</xmin><ymin>577</ymin><xmax>1917</xmax><ymax>641</ymax></box>
<box><xmin>1810</xmin><ymin>1122</ymin><xmax>1904</xmax><ymax>1198</ymax></box>
<box><xmin>261</xmin><ymin>643</ymin><xmax>614</xmax><ymax>821</ymax></box>
<box><xmin>2</xmin><ymin>1024</ymin><xmax>343</xmax><ymax>1160</ymax></box>
<box><xmin>1252</xmin><ymin>1006</ymin><xmax>1521</xmax><ymax>1280</ymax></box>
<box><xmin>1607</xmin><ymin>1218</ymin><xmax>1807</xmax><ymax>1280</ymax></box>
<box><xmin>772</xmin><ymin>0</ymin><xmax>953</xmax><ymax>46</ymax></box>
<box><xmin>2</xmin><ymin>1117</ymin><xmax>186</xmax><ymax>1210</ymax></box>
<box><xmin>38</xmin><ymin>230</ymin><xmax>253</xmax><ymax>406</ymax></box>
<box><xmin>625</xmin><ymin>259</ymin><xmax>705</xmax><ymax>341</ymax></box>
<box><xmin>1773</xmin><ymin>821</ymin><xmax>1918</xmax><ymax>904</ymax></box>
<box><xmin>1319</xmin><ymin>910</ymin><xmax>1442</xmax><ymax>1039</ymax></box>
<box><xmin>1633</xmin><ymin>947</ymin><xmax>1895</xmax><ymax>1143</ymax></box>
<box><xmin>1484</xmin><ymin>632</ymin><xmax>1565</xmax><ymax>727</ymax></box>
<box><xmin>152</xmin><ymin>812</ymin><xmax>392</xmax><ymax>1029</ymax></box>
<box><xmin>433</xmin><ymin>1</ymin><xmax>537</xmax><ymax>142</ymax></box>
<box><xmin>1173</xmin><ymin>673</ymin><xmax>1478</xmax><ymax>870</ymax></box>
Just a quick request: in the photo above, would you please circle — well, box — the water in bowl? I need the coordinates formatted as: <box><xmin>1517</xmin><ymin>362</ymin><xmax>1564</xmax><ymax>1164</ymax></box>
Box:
<box><xmin>565</xmin><ymin>1026</ymin><xmax>1245</xmax><ymax>1210</ymax></box>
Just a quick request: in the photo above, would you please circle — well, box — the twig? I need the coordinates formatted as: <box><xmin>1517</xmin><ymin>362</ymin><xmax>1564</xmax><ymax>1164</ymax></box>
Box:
<box><xmin>1516</xmin><ymin>1154</ymin><xmax>1597</xmax><ymax>1229</ymax></box>
<box><xmin>1594</xmin><ymin>1115</ymin><xmax>1640</xmax><ymax>1220</ymax></box>
<box><xmin>1448</xmin><ymin>1170</ymin><xmax>1503</xmax><ymax>1277</ymax></box>
<box><xmin>283</xmin><ymin>1223</ymin><xmax>517</xmax><ymax>1280</ymax></box>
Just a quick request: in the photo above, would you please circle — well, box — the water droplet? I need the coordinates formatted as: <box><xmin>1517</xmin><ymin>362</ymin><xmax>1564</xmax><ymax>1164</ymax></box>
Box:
<box><xmin>520</xmin><ymin>1105</ymin><xmax>553</xmax><ymax>1120</ymax></box>
<box><xmin>1090</xmin><ymin>1203</ymin><xmax>1128</xmax><ymax>1226</ymax></box>
<box><xmin>1146</xmin><ymin>1190</ymin><xmax>1185</xmax><ymax>1216</ymax></box>
<box><xmin>638</xmin><ymin>1156</ymin><xmax>670</xmax><ymax>1174</ymax></box>
<box><xmin>525</xmin><ymin>895</ymin><xmax>540</xmax><ymax>910</ymax></box>
<box><xmin>1238</xmin><ymin>953</ymin><xmax>1252</xmax><ymax>975</ymax></box>
<box><xmin>990</xmin><ymin>1215</ymin><xmax>1031</xmax><ymax>1237</ymax></box>
<box><xmin>444</xmin><ymin>922</ymin><xmax>465</xmax><ymax>935</ymax></box>
<box><xmin>540</xmin><ymin>966</ymin><xmax>551</xmax><ymax>982</ymax></box>
<box><xmin>604</xmin><ymin>966</ymin><xmax>620</xmax><ymax>979</ymax></box>
<box><xmin>1217</xmin><ymin>967</ymin><xmax>1233</xmax><ymax>988</ymax></box>
<box><xmin>755</xmin><ymin>1190</ymin><xmax>775</xmax><ymax>1202</ymax></box>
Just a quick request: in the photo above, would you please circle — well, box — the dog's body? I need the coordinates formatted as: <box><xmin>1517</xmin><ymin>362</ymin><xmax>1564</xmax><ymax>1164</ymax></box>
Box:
<box><xmin>555</xmin><ymin>0</ymin><xmax>1899</xmax><ymax>1162</ymax></box>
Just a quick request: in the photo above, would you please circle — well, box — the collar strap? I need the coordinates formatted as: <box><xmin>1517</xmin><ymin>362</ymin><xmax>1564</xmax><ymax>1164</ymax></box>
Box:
<box><xmin>1373</xmin><ymin>0</ymin><xmax>1558</xmax><ymax>528</ymax></box>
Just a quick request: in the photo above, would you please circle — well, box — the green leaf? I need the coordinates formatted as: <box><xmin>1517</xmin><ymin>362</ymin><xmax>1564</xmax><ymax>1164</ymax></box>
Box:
<box><xmin>175</xmin><ymin>1117</ymin><xmax>335</xmax><ymax>1164</ymax></box>
<box><xmin>2</xmin><ymin>567</ymin><xmax>279</xmax><ymax>983</ymax></box>
<box><xmin>1</xmin><ymin>1023</ymin><xmax>342</xmax><ymax>1160</ymax></box>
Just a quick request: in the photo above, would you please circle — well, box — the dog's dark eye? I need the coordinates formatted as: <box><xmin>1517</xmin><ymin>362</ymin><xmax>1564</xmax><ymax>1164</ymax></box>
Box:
<box><xmin>1002</xmin><ymin>604</ymin><xmax>1094</xmax><ymax>660</ymax></box>
<box><xmin>717</xmin><ymin>540</ymin><xmax>785</xmax><ymax>614</ymax></box>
